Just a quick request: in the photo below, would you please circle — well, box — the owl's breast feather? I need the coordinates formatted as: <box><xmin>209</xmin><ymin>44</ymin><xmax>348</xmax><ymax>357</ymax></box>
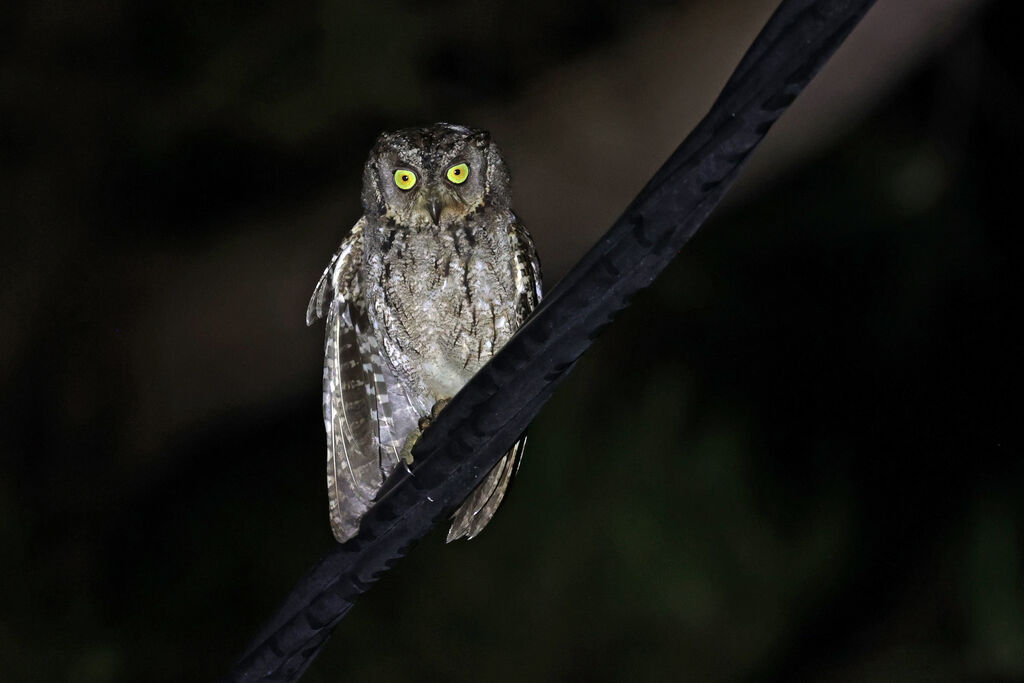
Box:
<box><xmin>373</xmin><ymin>234</ymin><xmax>519</xmax><ymax>403</ymax></box>
<box><xmin>415</xmin><ymin>260</ymin><xmax>517</xmax><ymax>400</ymax></box>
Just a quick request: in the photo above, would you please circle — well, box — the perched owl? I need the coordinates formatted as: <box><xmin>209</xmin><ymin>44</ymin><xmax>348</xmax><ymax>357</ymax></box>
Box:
<box><xmin>306</xmin><ymin>123</ymin><xmax>542</xmax><ymax>543</ymax></box>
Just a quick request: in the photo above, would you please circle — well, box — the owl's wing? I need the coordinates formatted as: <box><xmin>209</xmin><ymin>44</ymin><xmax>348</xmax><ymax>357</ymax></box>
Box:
<box><xmin>375</xmin><ymin>370</ymin><xmax>426</xmax><ymax>472</ymax></box>
<box><xmin>307</xmin><ymin>218</ymin><xmax>410</xmax><ymax>543</ymax></box>
<box><xmin>446</xmin><ymin>216</ymin><xmax>543</xmax><ymax>542</ymax></box>
<box><xmin>306</xmin><ymin>218</ymin><xmax>365</xmax><ymax>327</ymax></box>
<box><xmin>509</xmin><ymin>215</ymin><xmax>543</xmax><ymax>323</ymax></box>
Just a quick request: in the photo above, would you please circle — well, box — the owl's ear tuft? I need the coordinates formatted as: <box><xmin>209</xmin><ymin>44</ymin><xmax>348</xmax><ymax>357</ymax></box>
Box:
<box><xmin>361</xmin><ymin>156</ymin><xmax>387</xmax><ymax>216</ymax></box>
<box><xmin>482</xmin><ymin>139</ymin><xmax>510</xmax><ymax>204</ymax></box>
<box><xmin>470</xmin><ymin>129</ymin><xmax>491</xmax><ymax>150</ymax></box>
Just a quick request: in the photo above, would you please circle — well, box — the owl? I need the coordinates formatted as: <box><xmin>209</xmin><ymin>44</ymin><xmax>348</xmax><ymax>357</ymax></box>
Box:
<box><xmin>306</xmin><ymin>123</ymin><xmax>542</xmax><ymax>543</ymax></box>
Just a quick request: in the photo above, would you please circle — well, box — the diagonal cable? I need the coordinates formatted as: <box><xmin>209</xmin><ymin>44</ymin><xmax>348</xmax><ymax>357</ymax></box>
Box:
<box><xmin>225</xmin><ymin>1</ymin><xmax>876</xmax><ymax>680</ymax></box>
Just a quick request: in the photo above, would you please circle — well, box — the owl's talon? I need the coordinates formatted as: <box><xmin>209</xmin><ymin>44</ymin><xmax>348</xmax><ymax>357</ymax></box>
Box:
<box><xmin>404</xmin><ymin>398</ymin><xmax>451</xmax><ymax>464</ymax></box>
<box><xmin>399</xmin><ymin>431</ymin><xmax>418</xmax><ymax>466</ymax></box>
<box><xmin>416</xmin><ymin>398</ymin><xmax>450</xmax><ymax>433</ymax></box>
<box><xmin>430</xmin><ymin>398</ymin><xmax>450</xmax><ymax>419</ymax></box>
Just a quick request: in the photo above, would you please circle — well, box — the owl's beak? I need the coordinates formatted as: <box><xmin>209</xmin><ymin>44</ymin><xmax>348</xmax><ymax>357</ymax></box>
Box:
<box><xmin>427</xmin><ymin>196</ymin><xmax>442</xmax><ymax>225</ymax></box>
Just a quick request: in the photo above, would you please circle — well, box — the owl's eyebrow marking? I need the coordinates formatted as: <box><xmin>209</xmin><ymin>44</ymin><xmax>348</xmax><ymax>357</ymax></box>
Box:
<box><xmin>227</xmin><ymin>2</ymin><xmax>875</xmax><ymax>679</ymax></box>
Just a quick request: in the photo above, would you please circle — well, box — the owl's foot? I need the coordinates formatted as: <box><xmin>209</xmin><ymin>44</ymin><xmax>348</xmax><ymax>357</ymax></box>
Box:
<box><xmin>430</xmin><ymin>398</ymin><xmax>450</xmax><ymax>419</ymax></box>
<box><xmin>399</xmin><ymin>431</ymin><xmax>418</xmax><ymax>467</ymax></box>
<box><xmin>416</xmin><ymin>398</ymin><xmax>451</xmax><ymax>430</ymax></box>
<box><xmin>402</xmin><ymin>398</ymin><xmax>452</xmax><ymax>466</ymax></box>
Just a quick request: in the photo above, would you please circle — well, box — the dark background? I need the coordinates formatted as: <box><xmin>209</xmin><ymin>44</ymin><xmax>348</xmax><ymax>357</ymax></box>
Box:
<box><xmin>2</xmin><ymin>0</ymin><xmax>1021</xmax><ymax>681</ymax></box>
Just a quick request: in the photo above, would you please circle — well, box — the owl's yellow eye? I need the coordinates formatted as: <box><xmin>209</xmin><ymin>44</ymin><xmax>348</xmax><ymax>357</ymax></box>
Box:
<box><xmin>393</xmin><ymin>169</ymin><xmax>417</xmax><ymax>190</ymax></box>
<box><xmin>446</xmin><ymin>163</ymin><xmax>469</xmax><ymax>184</ymax></box>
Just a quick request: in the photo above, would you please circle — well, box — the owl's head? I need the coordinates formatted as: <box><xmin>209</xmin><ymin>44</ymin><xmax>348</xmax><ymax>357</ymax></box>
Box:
<box><xmin>361</xmin><ymin>123</ymin><xmax>510</xmax><ymax>228</ymax></box>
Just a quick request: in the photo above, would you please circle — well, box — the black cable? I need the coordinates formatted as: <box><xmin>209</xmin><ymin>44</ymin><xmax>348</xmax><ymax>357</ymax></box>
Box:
<box><xmin>224</xmin><ymin>1</ymin><xmax>876</xmax><ymax>680</ymax></box>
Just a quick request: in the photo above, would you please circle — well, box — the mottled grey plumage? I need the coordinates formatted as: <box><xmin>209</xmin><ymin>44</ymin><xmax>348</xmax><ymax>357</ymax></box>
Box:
<box><xmin>307</xmin><ymin>123</ymin><xmax>542</xmax><ymax>543</ymax></box>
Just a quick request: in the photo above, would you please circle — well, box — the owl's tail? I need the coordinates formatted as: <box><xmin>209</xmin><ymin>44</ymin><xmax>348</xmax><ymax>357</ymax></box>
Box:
<box><xmin>446</xmin><ymin>437</ymin><xmax>526</xmax><ymax>542</ymax></box>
